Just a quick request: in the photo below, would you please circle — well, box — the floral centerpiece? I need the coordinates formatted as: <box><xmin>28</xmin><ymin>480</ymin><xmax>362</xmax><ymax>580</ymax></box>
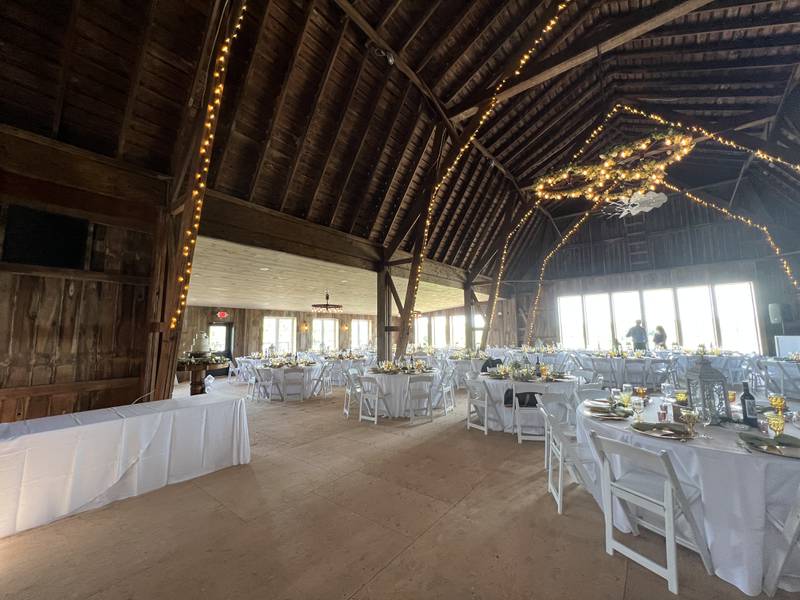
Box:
<box><xmin>786</xmin><ymin>352</ymin><xmax>800</xmax><ymax>363</ymax></box>
<box><xmin>178</xmin><ymin>352</ymin><xmax>229</xmax><ymax>367</ymax></box>
<box><xmin>325</xmin><ymin>351</ymin><xmax>365</xmax><ymax>360</ymax></box>
<box><xmin>370</xmin><ymin>360</ymin><xmax>433</xmax><ymax>375</ymax></box>
<box><xmin>449</xmin><ymin>349</ymin><xmax>488</xmax><ymax>360</ymax></box>
<box><xmin>267</xmin><ymin>358</ymin><xmax>316</xmax><ymax>368</ymax></box>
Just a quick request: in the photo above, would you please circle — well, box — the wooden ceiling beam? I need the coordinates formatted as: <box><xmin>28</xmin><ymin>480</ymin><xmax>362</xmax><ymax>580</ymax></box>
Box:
<box><xmin>467</xmin><ymin>184</ymin><xmax>513</xmax><ymax>271</ymax></box>
<box><xmin>277</xmin><ymin>18</ymin><xmax>349</xmax><ymax>213</ymax></box>
<box><xmin>116</xmin><ymin>0</ymin><xmax>157</xmax><ymax>158</ymax></box>
<box><xmin>415</xmin><ymin>1</ymin><xmax>476</xmax><ymax>71</ymax></box>
<box><xmin>368</xmin><ymin>102</ymin><xmax>427</xmax><ymax>241</ymax></box>
<box><xmin>212</xmin><ymin>1</ymin><xmax>274</xmax><ymax>187</ymax></box>
<box><xmin>437</xmin><ymin>161</ymin><xmax>495</xmax><ymax>262</ymax></box>
<box><xmin>327</xmin><ymin>70</ymin><xmax>392</xmax><ymax>227</ymax></box>
<box><xmin>643</xmin><ymin>11</ymin><xmax>800</xmax><ymax>41</ymax></box>
<box><xmin>380</xmin><ymin>121</ymin><xmax>436</xmax><ymax>248</ymax></box>
<box><xmin>450</xmin><ymin>171</ymin><xmax>504</xmax><ymax>266</ymax></box>
<box><xmin>516</xmin><ymin>113</ymin><xmax>601</xmax><ymax>182</ymax></box>
<box><xmin>377</xmin><ymin>0</ymin><xmax>403</xmax><ymax>30</ymax></box>
<box><xmin>397</xmin><ymin>0</ymin><xmax>443</xmax><ymax>56</ymax></box>
<box><xmin>448</xmin><ymin>0</ymin><xmax>715</xmax><ymax>122</ymax></box>
<box><xmin>51</xmin><ymin>0</ymin><xmax>82</xmax><ymax>136</ymax></box>
<box><xmin>349</xmin><ymin>81</ymin><xmax>414</xmax><ymax>234</ymax></box>
<box><xmin>247</xmin><ymin>0</ymin><xmax>318</xmax><ymax>202</ymax></box>
<box><xmin>613</xmin><ymin>54</ymin><xmax>800</xmax><ymax>74</ymax></box>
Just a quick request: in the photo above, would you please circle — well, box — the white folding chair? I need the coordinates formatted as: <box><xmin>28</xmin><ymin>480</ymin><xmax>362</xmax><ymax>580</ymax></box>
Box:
<box><xmin>283</xmin><ymin>367</ymin><xmax>305</xmax><ymax>402</ymax></box>
<box><xmin>764</xmin><ymin>481</ymin><xmax>800</xmax><ymax>596</ymax></box>
<box><xmin>646</xmin><ymin>359</ymin><xmax>673</xmax><ymax>389</ymax></box>
<box><xmin>588</xmin><ymin>431</ymin><xmax>713</xmax><ymax>595</ymax></box>
<box><xmin>358</xmin><ymin>376</ymin><xmax>392</xmax><ymax>424</ymax></box>
<box><xmin>407</xmin><ymin>374</ymin><xmax>434</xmax><ymax>424</ymax></box>
<box><xmin>240</xmin><ymin>360</ymin><xmax>257</xmax><ymax>400</ymax></box>
<box><xmin>539</xmin><ymin>395</ymin><xmax>593</xmax><ymax>515</ymax></box>
<box><xmin>342</xmin><ymin>368</ymin><xmax>361</xmax><ymax>418</ymax></box>
<box><xmin>254</xmin><ymin>367</ymin><xmax>273</xmax><ymax>402</ymax></box>
<box><xmin>310</xmin><ymin>362</ymin><xmax>332</xmax><ymax>398</ymax></box>
<box><xmin>465</xmin><ymin>379</ymin><xmax>489</xmax><ymax>435</ymax></box>
<box><xmin>513</xmin><ymin>382</ymin><xmax>547</xmax><ymax>444</ymax></box>
<box><xmin>438</xmin><ymin>364</ymin><xmax>456</xmax><ymax>415</ymax></box>
<box><xmin>227</xmin><ymin>357</ymin><xmax>241</xmax><ymax>383</ymax></box>
<box><xmin>622</xmin><ymin>359</ymin><xmax>648</xmax><ymax>388</ymax></box>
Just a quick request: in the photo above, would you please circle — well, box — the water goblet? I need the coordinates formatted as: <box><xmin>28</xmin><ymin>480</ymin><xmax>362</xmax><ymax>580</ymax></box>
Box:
<box><xmin>697</xmin><ymin>406</ymin><xmax>713</xmax><ymax>439</ymax></box>
<box><xmin>623</xmin><ymin>383</ymin><xmax>633</xmax><ymax>396</ymax></box>
<box><xmin>661</xmin><ymin>382</ymin><xmax>674</xmax><ymax>400</ymax></box>
<box><xmin>632</xmin><ymin>396</ymin><xmax>645</xmax><ymax>423</ymax></box>
<box><xmin>768</xmin><ymin>413</ymin><xmax>785</xmax><ymax>439</ymax></box>
<box><xmin>680</xmin><ymin>408</ymin><xmax>699</xmax><ymax>437</ymax></box>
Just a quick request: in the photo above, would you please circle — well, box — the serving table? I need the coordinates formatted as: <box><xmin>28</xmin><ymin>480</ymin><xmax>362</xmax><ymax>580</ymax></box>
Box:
<box><xmin>576</xmin><ymin>400</ymin><xmax>800</xmax><ymax>595</ymax></box>
<box><xmin>176</xmin><ymin>359</ymin><xmax>229</xmax><ymax>395</ymax></box>
<box><xmin>0</xmin><ymin>391</ymin><xmax>250</xmax><ymax>539</ymax></box>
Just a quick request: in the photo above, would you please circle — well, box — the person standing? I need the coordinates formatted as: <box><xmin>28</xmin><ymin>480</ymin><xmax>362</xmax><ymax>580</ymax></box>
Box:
<box><xmin>626</xmin><ymin>319</ymin><xmax>648</xmax><ymax>351</ymax></box>
<box><xmin>653</xmin><ymin>325</ymin><xmax>667</xmax><ymax>349</ymax></box>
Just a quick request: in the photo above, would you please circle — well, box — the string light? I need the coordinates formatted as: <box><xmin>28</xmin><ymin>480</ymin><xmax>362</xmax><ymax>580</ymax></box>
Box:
<box><xmin>401</xmin><ymin>1</ymin><xmax>575</xmax><ymax>352</ymax></box>
<box><xmin>169</xmin><ymin>3</ymin><xmax>247</xmax><ymax>330</ymax></box>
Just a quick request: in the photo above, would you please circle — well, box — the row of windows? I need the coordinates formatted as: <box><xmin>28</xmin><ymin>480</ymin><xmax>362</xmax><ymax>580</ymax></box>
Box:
<box><xmin>414</xmin><ymin>313</ymin><xmax>486</xmax><ymax>348</ymax></box>
<box><xmin>556</xmin><ymin>282</ymin><xmax>761</xmax><ymax>353</ymax></box>
<box><xmin>208</xmin><ymin>317</ymin><xmax>373</xmax><ymax>353</ymax></box>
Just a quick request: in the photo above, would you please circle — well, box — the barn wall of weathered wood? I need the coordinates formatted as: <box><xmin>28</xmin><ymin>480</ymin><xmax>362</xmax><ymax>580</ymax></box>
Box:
<box><xmin>180</xmin><ymin>305</ymin><xmax>378</xmax><ymax>357</ymax></box>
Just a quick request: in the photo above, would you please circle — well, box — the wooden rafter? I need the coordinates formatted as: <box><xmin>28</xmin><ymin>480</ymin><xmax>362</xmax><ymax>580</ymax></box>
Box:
<box><xmin>368</xmin><ymin>101</ymin><xmax>427</xmax><ymax>240</ymax></box>
<box><xmin>397</xmin><ymin>0</ymin><xmax>443</xmax><ymax>57</ymax></box>
<box><xmin>348</xmin><ymin>81</ymin><xmax>414</xmax><ymax>234</ymax></box>
<box><xmin>448</xmin><ymin>0</ymin><xmax>715</xmax><ymax>122</ymax></box>
<box><xmin>52</xmin><ymin>0</ymin><xmax>82</xmax><ymax>136</ymax></box>
<box><xmin>247</xmin><ymin>0</ymin><xmax>317</xmax><ymax>201</ymax></box>
<box><xmin>467</xmin><ymin>185</ymin><xmax>514</xmax><ymax>270</ymax></box>
<box><xmin>425</xmin><ymin>150</ymin><xmax>479</xmax><ymax>254</ymax></box>
<box><xmin>380</xmin><ymin>120</ymin><xmax>436</xmax><ymax>246</ymax></box>
<box><xmin>440</xmin><ymin>167</ymin><xmax>497</xmax><ymax>263</ymax></box>
<box><xmin>451</xmin><ymin>171</ymin><xmax>505</xmax><ymax>266</ymax></box>
<box><xmin>328</xmin><ymin>70</ymin><xmax>393</xmax><ymax>227</ymax></box>
<box><xmin>212</xmin><ymin>1</ymin><xmax>273</xmax><ymax>187</ymax></box>
<box><xmin>277</xmin><ymin>18</ymin><xmax>349</xmax><ymax>213</ymax></box>
<box><xmin>117</xmin><ymin>0</ymin><xmax>158</xmax><ymax>158</ymax></box>
<box><xmin>415</xmin><ymin>1</ymin><xmax>476</xmax><ymax>71</ymax></box>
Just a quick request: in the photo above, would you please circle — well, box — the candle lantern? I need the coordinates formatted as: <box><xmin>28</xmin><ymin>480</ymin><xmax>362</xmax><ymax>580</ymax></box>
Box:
<box><xmin>686</xmin><ymin>355</ymin><xmax>731</xmax><ymax>424</ymax></box>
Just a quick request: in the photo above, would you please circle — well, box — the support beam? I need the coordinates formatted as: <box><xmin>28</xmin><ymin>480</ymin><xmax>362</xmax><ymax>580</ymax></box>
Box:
<box><xmin>464</xmin><ymin>280</ymin><xmax>475</xmax><ymax>350</ymax></box>
<box><xmin>52</xmin><ymin>0</ymin><xmax>82</xmax><ymax>136</ymax></box>
<box><xmin>376</xmin><ymin>266</ymin><xmax>392</xmax><ymax>361</ymax></box>
<box><xmin>449</xmin><ymin>0</ymin><xmax>715</xmax><ymax>122</ymax></box>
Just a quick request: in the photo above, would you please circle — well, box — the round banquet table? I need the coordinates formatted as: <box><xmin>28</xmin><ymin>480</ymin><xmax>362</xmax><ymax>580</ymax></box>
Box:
<box><xmin>269</xmin><ymin>364</ymin><xmax>321</xmax><ymax>399</ymax></box>
<box><xmin>480</xmin><ymin>375</ymin><xmax>578</xmax><ymax>435</ymax></box>
<box><xmin>326</xmin><ymin>358</ymin><xmax>367</xmax><ymax>384</ymax></box>
<box><xmin>369</xmin><ymin>371</ymin><xmax>441</xmax><ymax>417</ymax></box>
<box><xmin>447</xmin><ymin>359</ymin><xmax>484</xmax><ymax>388</ymax></box>
<box><xmin>576</xmin><ymin>399</ymin><xmax>800</xmax><ymax>596</ymax></box>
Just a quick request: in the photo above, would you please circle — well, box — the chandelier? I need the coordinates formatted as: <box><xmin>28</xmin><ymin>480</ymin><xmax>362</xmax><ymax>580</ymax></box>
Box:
<box><xmin>311</xmin><ymin>289</ymin><xmax>343</xmax><ymax>313</ymax></box>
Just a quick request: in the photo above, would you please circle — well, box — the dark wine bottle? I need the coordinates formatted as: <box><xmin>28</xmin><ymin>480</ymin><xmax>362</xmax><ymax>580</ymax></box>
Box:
<box><xmin>534</xmin><ymin>356</ymin><xmax>541</xmax><ymax>377</ymax></box>
<box><xmin>739</xmin><ymin>382</ymin><xmax>758</xmax><ymax>428</ymax></box>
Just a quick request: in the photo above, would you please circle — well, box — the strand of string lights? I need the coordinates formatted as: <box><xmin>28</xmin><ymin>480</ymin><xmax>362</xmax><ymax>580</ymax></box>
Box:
<box><xmin>169</xmin><ymin>3</ymin><xmax>247</xmax><ymax>331</ymax></box>
<box><xmin>401</xmin><ymin>1</ymin><xmax>575</xmax><ymax>345</ymax></box>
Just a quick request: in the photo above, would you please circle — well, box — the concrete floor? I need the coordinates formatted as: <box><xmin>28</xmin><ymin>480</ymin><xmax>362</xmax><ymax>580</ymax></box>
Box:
<box><xmin>0</xmin><ymin>383</ymin><xmax>790</xmax><ymax>599</ymax></box>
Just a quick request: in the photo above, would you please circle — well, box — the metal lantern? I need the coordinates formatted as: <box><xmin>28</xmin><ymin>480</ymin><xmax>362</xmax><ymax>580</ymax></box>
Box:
<box><xmin>686</xmin><ymin>356</ymin><xmax>731</xmax><ymax>424</ymax></box>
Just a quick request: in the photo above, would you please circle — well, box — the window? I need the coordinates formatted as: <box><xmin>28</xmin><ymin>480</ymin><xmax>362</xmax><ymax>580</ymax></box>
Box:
<box><xmin>583</xmin><ymin>293</ymin><xmax>613</xmax><ymax>350</ymax></box>
<box><xmin>208</xmin><ymin>324</ymin><xmax>229</xmax><ymax>353</ymax></box>
<box><xmin>312</xmin><ymin>318</ymin><xmax>338</xmax><ymax>351</ymax></box>
<box><xmin>431</xmin><ymin>315</ymin><xmax>447</xmax><ymax>348</ymax></box>
<box><xmin>414</xmin><ymin>316</ymin><xmax>429</xmax><ymax>347</ymax></box>
<box><xmin>350</xmin><ymin>319</ymin><xmax>371</xmax><ymax>349</ymax></box>
<box><xmin>714</xmin><ymin>282</ymin><xmax>761</xmax><ymax>353</ymax></box>
<box><xmin>612</xmin><ymin>291</ymin><xmax>642</xmax><ymax>346</ymax></box>
<box><xmin>263</xmin><ymin>317</ymin><xmax>296</xmax><ymax>354</ymax></box>
<box><xmin>557</xmin><ymin>296</ymin><xmax>585</xmax><ymax>348</ymax></box>
<box><xmin>450</xmin><ymin>314</ymin><xmax>466</xmax><ymax>348</ymax></box>
<box><xmin>676</xmin><ymin>286</ymin><xmax>716</xmax><ymax>349</ymax></box>
<box><xmin>474</xmin><ymin>313</ymin><xmax>486</xmax><ymax>346</ymax></box>
<box><xmin>643</xmin><ymin>288</ymin><xmax>677</xmax><ymax>348</ymax></box>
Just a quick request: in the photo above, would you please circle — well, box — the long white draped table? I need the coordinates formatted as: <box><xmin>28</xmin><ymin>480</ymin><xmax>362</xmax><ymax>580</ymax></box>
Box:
<box><xmin>480</xmin><ymin>375</ymin><xmax>578</xmax><ymax>435</ymax></box>
<box><xmin>0</xmin><ymin>392</ymin><xmax>250</xmax><ymax>539</ymax></box>
<box><xmin>576</xmin><ymin>400</ymin><xmax>800</xmax><ymax>596</ymax></box>
<box><xmin>370</xmin><ymin>371</ymin><xmax>441</xmax><ymax>417</ymax></box>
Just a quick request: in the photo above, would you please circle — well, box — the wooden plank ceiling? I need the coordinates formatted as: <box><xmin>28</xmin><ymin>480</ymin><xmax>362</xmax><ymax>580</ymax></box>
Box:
<box><xmin>2</xmin><ymin>0</ymin><xmax>800</xmax><ymax>280</ymax></box>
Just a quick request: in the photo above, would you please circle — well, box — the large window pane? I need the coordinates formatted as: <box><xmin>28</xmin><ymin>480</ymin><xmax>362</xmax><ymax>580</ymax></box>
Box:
<box><xmin>557</xmin><ymin>296</ymin><xmax>585</xmax><ymax>349</ymax></box>
<box><xmin>414</xmin><ymin>316</ymin><xmax>429</xmax><ymax>347</ymax></box>
<box><xmin>612</xmin><ymin>291</ymin><xmax>642</xmax><ymax>347</ymax></box>
<box><xmin>450</xmin><ymin>314</ymin><xmax>466</xmax><ymax>348</ymax></box>
<box><xmin>676</xmin><ymin>286</ymin><xmax>716</xmax><ymax>349</ymax></box>
<box><xmin>474</xmin><ymin>313</ymin><xmax>485</xmax><ymax>346</ymax></box>
<box><xmin>714</xmin><ymin>282</ymin><xmax>761</xmax><ymax>353</ymax></box>
<box><xmin>584</xmin><ymin>293</ymin><xmax>613</xmax><ymax>350</ymax></box>
<box><xmin>432</xmin><ymin>315</ymin><xmax>447</xmax><ymax>348</ymax></box>
<box><xmin>208</xmin><ymin>324</ymin><xmax>228</xmax><ymax>352</ymax></box>
<box><xmin>351</xmin><ymin>319</ymin><xmax>371</xmax><ymax>349</ymax></box>
<box><xmin>264</xmin><ymin>317</ymin><xmax>295</xmax><ymax>353</ymax></box>
<box><xmin>312</xmin><ymin>318</ymin><xmax>338</xmax><ymax>351</ymax></box>
<box><xmin>643</xmin><ymin>288</ymin><xmax>678</xmax><ymax>348</ymax></box>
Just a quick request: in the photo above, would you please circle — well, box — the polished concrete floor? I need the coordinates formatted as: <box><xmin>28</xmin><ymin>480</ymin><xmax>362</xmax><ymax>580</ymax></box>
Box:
<box><xmin>0</xmin><ymin>383</ymin><xmax>790</xmax><ymax>599</ymax></box>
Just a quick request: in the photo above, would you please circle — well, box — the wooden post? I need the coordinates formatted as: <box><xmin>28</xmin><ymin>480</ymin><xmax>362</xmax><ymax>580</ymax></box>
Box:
<box><xmin>376</xmin><ymin>265</ymin><xmax>392</xmax><ymax>361</ymax></box>
<box><xmin>464</xmin><ymin>277</ymin><xmax>475</xmax><ymax>350</ymax></box>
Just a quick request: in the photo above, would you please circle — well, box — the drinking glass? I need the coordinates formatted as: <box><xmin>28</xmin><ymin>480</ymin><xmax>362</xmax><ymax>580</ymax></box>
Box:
<box><xmin>623</xmin><ymin>384</ymin><xmax>633</xmax><ymax>396</ymax></box>
<box><xmin>697</xmin><ymin>406</ymin><xmax>713</xmax><ymax>439</ymax></box>
<box><xmin>674</xmin><ymin>389</ymin><xmax>688</xmax><ymax>406</ymax></box>
<box><xmin>661</xmin><ymin>382</ymin><xmax>674</xmax><ymax>400</ymax></box>
<box><xmin>768</xmin><ymin>413</ymin><xmax>785</xmax><ymax>439</ymax></box>
<box><xmin>632</xmin><ymin>397</ymin><xmax>645</xmax><ymax>423</ymax></box>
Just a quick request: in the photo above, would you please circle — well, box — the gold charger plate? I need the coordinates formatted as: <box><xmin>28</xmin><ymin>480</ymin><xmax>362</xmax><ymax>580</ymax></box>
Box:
<box><xmin>582</xmin><ymin>408</ymin><xmax>628</xmax><ymax>421</ymax></box>
<box><xmin>739</xmin><ymin>433</ymin><xmax>800</xmax><ymax>459</ymax></box>
<box><xmin>631</xmin><ymin>422</ymin><xmax>693</xmax><ymax>441</ymax></box>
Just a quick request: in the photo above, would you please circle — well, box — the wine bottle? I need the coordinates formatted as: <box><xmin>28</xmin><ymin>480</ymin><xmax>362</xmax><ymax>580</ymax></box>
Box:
<box><xmin>739</xmin><ymin>382</ymin><xmax>758</xmax><ymax>428</ymax></box>
<box><xmin>534</xmin><ymin>356</ymin><xmax>541</xmax><ymax>377</ymax></box>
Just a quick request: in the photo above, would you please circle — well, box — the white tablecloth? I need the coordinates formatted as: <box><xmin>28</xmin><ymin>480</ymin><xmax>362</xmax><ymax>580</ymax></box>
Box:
<box><xmin>480</xmin><ymin>376</ymin><xmax>578</xmax><ymax>434</ymax></box>
<box><xmin>371</xmin><ymin>372</ymin><xmax>441</xmax><ymax>417</ymax></box>
<box><xmin>270</xmin><ymin>365</ymin><xmax>321</xmax><ymax>398</ymax></box>
<box><xmin>0</xmin><ymin>392</ymin><xmax>250</xmax><ymax>539</ymax></box>
<box><xmin>447</xmin><ymin>359</ymin><xmax>484</xmax><ymax>387</ymax></box>
<box><xmin>576</xmin><ymin>401</ymin><xmax>800</xmax><ymax>596</ymax></box>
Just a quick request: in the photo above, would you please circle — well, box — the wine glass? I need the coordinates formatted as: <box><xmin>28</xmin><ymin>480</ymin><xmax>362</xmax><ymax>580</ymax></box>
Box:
<box><xmin>697</xmin><ymin>406</ymin><xmax>713</xmax><ymax>439</ymax></box>
<box><xmin>680</xmin><ymin>408</ymin><xmax>699</xmax><ymax>437</ymax></box>
<box><xmin>661</xmin><ymin>382</ymin><xmax>674</xmax><ymax>400</ymax></box>
<box><xmin>768</xmin><ymin>413</ymin><xmax>785</xmax><ymax>439</ymax></box>
<box><xmin>674</xmin><ymin>389</ymin><xmax>689</xmax><ymax>406</ymax></box>
<box><xmin>623</xmin><ymin>383</ymin><xmax>633</xmax><ymax>396</ymax></box>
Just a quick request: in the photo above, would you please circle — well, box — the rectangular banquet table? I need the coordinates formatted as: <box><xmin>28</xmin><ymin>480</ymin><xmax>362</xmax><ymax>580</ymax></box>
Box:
<box><xmin>576</xmin><ymin>400</ymin><xmax>800</xmax><ymax>596</ymax></box>
<box><xmin>0</xmin><ymin>391</ymin><xmax>250</xmax><ymax>539</ymax></box>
